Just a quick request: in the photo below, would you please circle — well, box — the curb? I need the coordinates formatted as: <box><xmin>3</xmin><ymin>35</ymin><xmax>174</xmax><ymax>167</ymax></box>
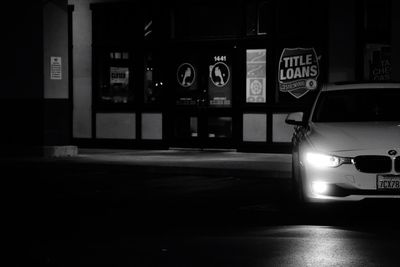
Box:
<box><xmin>11</xmin><ymin>159</ymin><xmax>291</xmax><ymax>180</ymax></box>
<box><xmin>43</xmin><ymin>146</ymin><xmax>79</xmax><ymax>158</ymax></box>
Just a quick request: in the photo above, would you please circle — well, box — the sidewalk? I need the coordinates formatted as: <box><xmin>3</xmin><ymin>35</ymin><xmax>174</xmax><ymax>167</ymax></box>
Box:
<box><xmin>3</xmin><ymin>148</ymin><xmax>292</xmax><ymax>179</ymax></box>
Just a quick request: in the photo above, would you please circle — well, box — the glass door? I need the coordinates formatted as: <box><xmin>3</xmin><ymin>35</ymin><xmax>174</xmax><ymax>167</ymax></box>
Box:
<box><xmin>171</xmin><ymin>48</ymin><xmax>234</xmax><ymax>148</ymax></box>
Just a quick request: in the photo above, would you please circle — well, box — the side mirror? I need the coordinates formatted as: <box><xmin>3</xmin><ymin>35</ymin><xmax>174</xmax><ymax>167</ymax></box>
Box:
<box><xmin>285</xmin><ymin>112</ymin><xmax>305</xmax><ymax>126</ymax></box>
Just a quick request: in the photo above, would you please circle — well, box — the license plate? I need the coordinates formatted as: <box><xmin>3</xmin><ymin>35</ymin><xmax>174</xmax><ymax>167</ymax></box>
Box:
<box><xmin>377</xmin><ymin>175</ymin><xmax>400</xmax><ymax>190</ymax></box>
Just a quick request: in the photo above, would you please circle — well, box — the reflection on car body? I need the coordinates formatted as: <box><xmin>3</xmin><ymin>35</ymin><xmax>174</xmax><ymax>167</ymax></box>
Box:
<box><xmin>286</xmin><ymin>82</ymin><xmax>400</xmax><ymax>203</ymax></box>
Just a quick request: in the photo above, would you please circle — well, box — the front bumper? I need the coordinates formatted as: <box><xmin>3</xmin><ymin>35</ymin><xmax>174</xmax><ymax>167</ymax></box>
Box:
<box><xmin>301</xmin><ymin>161</ymin><xmax>400</xmax><ymax>202</ymax></box>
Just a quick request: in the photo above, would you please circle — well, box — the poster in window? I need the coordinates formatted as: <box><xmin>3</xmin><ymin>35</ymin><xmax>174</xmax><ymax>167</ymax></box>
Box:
<box><xmin>109</xmin><ymin>67</ymin><xmax>130</xmax><ymax>103</ymax></box>
<box><xmin>208</xmin><ymin>54</ymin><xmax>232</xmax><ymax>107</ymax></box>
<box><xmin>176</xmin><ymin>62</ymin><xmax>199</xmax><ymax>105</ymax></box>
<box><xmin>246</xmin><ymin>49</ymin><xmax>266</xmax><ymax>103</ymax></box>
<box><xmin>364</xmin><ymin>44</ymin><xmax>391</xmax><ymax>81</ymax></box>
<box><xmin>278</xmin><ymin>48</ymin><xmax>320</xmax><ymax>99</ymax></box>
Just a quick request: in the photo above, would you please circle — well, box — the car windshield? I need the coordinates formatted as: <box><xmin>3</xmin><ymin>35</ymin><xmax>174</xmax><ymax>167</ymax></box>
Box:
<box><xmin>312</xmin><ymin>88</ymin><xmax>400</xmax><ymax>122</ymax></box>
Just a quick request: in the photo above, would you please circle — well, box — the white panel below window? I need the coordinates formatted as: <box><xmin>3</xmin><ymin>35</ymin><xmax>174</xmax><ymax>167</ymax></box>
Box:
<box><xmin>142</xmin><ymin>113</ymin><xmax>163</xmax><ymax>140</ymax></box>
<box><xmin>272</xmin><ymin>113</ymin><xmax>294</xmax><ymax>143</ymax></box>
<box><xmin>243</xmin><ymin>113</ymin><xmax>267</xmax><ymax>142</ymax></box>
<box><xmin>96</xmin><ymin>113</ymin><xmax>136</xmax><ymax>139</ymax></box>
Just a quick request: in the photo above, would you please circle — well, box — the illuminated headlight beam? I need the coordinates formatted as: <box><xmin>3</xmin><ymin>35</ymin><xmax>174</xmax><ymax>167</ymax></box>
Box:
<box><xmin>305</xmin><ymin>152</ymin><xmax>342</xmax><ymax>168</ymax></box>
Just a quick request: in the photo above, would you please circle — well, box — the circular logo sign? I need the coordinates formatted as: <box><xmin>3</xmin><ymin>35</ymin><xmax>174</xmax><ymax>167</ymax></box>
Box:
<box><xmin>210</xmin><ymin>62</ymin><xmax>230</xmax><ymax>87</ymax></box>
<box><xmin>388</xmin><ymin>150</ymin><xmax>397</xmax><ymax>156</ymax></box>
<box><xmin>306</xmin><ymin>79</ymin><xmax>318</xmax><ymax>90</ymax></box>
<box><xmin>278</xmin><ymin>47</ymin><xmax>320</xmax><ymax>99</ymax></box>
<box><xmin>250</xmin><ymin>80</ymin><xmax>263</xmax><ymax>95</ymax></box>
<box><xmin>177</xmin><ymin>63</ymin><xmax>196</xmax><ymax>87</ymax></box>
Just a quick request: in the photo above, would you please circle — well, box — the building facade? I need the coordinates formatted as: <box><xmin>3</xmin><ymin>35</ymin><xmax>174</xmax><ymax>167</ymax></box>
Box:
<box><xmin>3</xmin><ymin>0</ymin><xmax>398</xmax><ymax>155</ymax></box>
<box><xmin>67</xmin><ymin>0</ymin><xmax>400</xmax><ymax>152</ymax></box>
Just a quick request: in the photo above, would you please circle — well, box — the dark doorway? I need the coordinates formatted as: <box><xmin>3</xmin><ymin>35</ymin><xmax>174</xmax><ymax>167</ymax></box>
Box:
<box><xmin>170</xmin><ymin>45</ymin><xmax>236</xmax><ymax>149</ymax></box>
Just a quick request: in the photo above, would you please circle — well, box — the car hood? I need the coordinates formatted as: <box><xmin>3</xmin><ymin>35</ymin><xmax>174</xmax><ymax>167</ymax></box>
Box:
<box><xmin>307</xmin><ymin>121</ymin><xmax>400</xmax><ymax>152</ymax></box>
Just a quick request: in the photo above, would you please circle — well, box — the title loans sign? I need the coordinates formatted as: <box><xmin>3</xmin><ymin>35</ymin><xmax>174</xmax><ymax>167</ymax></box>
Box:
<box><xmin>278</xmin><ymin>48</ymin><xmax>319</xmax><ymax>99</ymax></box>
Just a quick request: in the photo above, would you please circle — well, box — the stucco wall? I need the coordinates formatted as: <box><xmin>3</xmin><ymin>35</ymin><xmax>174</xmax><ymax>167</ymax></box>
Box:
<box><xmin>43</xmin><ymin>0</ymin><xmax>69</xmax><ymax>99</ymax></box>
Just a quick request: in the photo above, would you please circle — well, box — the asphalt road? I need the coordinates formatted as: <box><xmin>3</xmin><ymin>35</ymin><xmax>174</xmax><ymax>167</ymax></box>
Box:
<box><xmin>5</xmin><ymin>161</ymin><xmax>400</xmax><ymax>266</ymax></box>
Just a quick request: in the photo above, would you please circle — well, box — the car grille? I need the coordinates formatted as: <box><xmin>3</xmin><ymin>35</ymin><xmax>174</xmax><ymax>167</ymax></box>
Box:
<box><xmin>396</xmin><ymin>157</ymin><xmax>400</xmax><ymax>173</ymax></box>
<box><xmin>353</xmin><ymin>156</ymin><xmax>392</xmax><ymax>173</ymax></box>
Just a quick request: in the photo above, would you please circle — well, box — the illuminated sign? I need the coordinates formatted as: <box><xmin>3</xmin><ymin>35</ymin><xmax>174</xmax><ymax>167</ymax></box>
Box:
<box><xmin>109</xmin><ymin>67</ymin><xmax>130</xmax><ymax>103</ymax></box>
<box><xmin>278</xmin><ymin>48</ymin><xmax>319</xmax><ymax>99</ymax></box>
<box><xmin>177</xmin><ymin>63</ymin><xmax>196</xmax><ymax>87</ymax></box>
<box><xmin>209</xmin><ymin>62</ymin><xmax>230</xmax><ymax>87</ymax></box>
<box><xmin>208</xmin><ymin>55</ymin><xmax>232</xmax><ymax>106</ymax></box>
<box><xmin>176</xmin><ymin>61</ymin><xmax>198</xmax><ymax>106</ymax></box>
<box><xmin>364</xmin><ymin>44</ymin><xmax>391</xmax><ymax>81</ymax></box>
<box><xmin>246</xmin><ymin>49</ymin><xmax>266</xmax><ymax>103</ymax></box>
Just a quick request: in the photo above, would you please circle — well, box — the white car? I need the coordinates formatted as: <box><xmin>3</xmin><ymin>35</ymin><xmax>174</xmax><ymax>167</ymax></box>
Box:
<box><xmin>286</xmin><ymin>82</ymin><xmax>400</xmax><ymax>203</ymax></box>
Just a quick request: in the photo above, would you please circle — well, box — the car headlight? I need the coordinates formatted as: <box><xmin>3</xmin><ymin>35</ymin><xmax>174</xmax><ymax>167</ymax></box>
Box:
<box><xmin>305</xmin><ymin>152</ymin><xmax>344</xmax><ymax>168</ymax></box>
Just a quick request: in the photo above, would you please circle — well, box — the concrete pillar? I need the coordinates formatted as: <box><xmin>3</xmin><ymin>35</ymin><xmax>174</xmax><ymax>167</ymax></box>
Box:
<box><xmin>69</xmin><ymin>0</ymin><xmax>94</xmax><ymax>139</ymax></box>
<box><xmin>42</xmin><ymin>0</ymin><xmax>77</xmax><ymax>156</ymax></box>
<box><xmin>43</xmin><ymin>0</ymin><xmax>70</xmax><ymax>143</ymax></box>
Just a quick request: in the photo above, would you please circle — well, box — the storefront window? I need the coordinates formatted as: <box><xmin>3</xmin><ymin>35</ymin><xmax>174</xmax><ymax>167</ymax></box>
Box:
<box><xmin>364</xmin><ymin>0</ymin><xmax>391</xmax><ymax>42</ymax></box>
<box><xmin>207</xmin><ymin>117</ymin><xmax>232</xmax><ymax>138</ymax></box>
<box><xmin>363</xmin><ymin>0</ymin><xmax>391</xmax><ymax>81</ymax></box>
<box><xmin>174</xmin><ymin>116</ymin><xmax>198</xmax><ymax>138</ymax></box>
<box><xmin>144</xmin><ymin>52</ymin><xmax>163</xmax><ymax>104</ymax></box>
<box><xmin>174</xmin><ymin>2</ymin><xmax>240</xmax><ymax>39</ymax></box>
<box><xmin>246</xmin><ymin>49</ymin><xmax>266</xmax><ymax>103</ymax></box>
<box><xmin>97</xmin><ymin>50</ymin><xmax>134</xmax><ymax>105</ymax></box>
<box><xmin>363</xmin><ymin>44</ymin><xmax>391</xmax><ymax>81</ymax></box>
<box><xmin>246</xmin><ymin>1</ymin><xmax>273</xmax><ymax>36</ymax></box>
